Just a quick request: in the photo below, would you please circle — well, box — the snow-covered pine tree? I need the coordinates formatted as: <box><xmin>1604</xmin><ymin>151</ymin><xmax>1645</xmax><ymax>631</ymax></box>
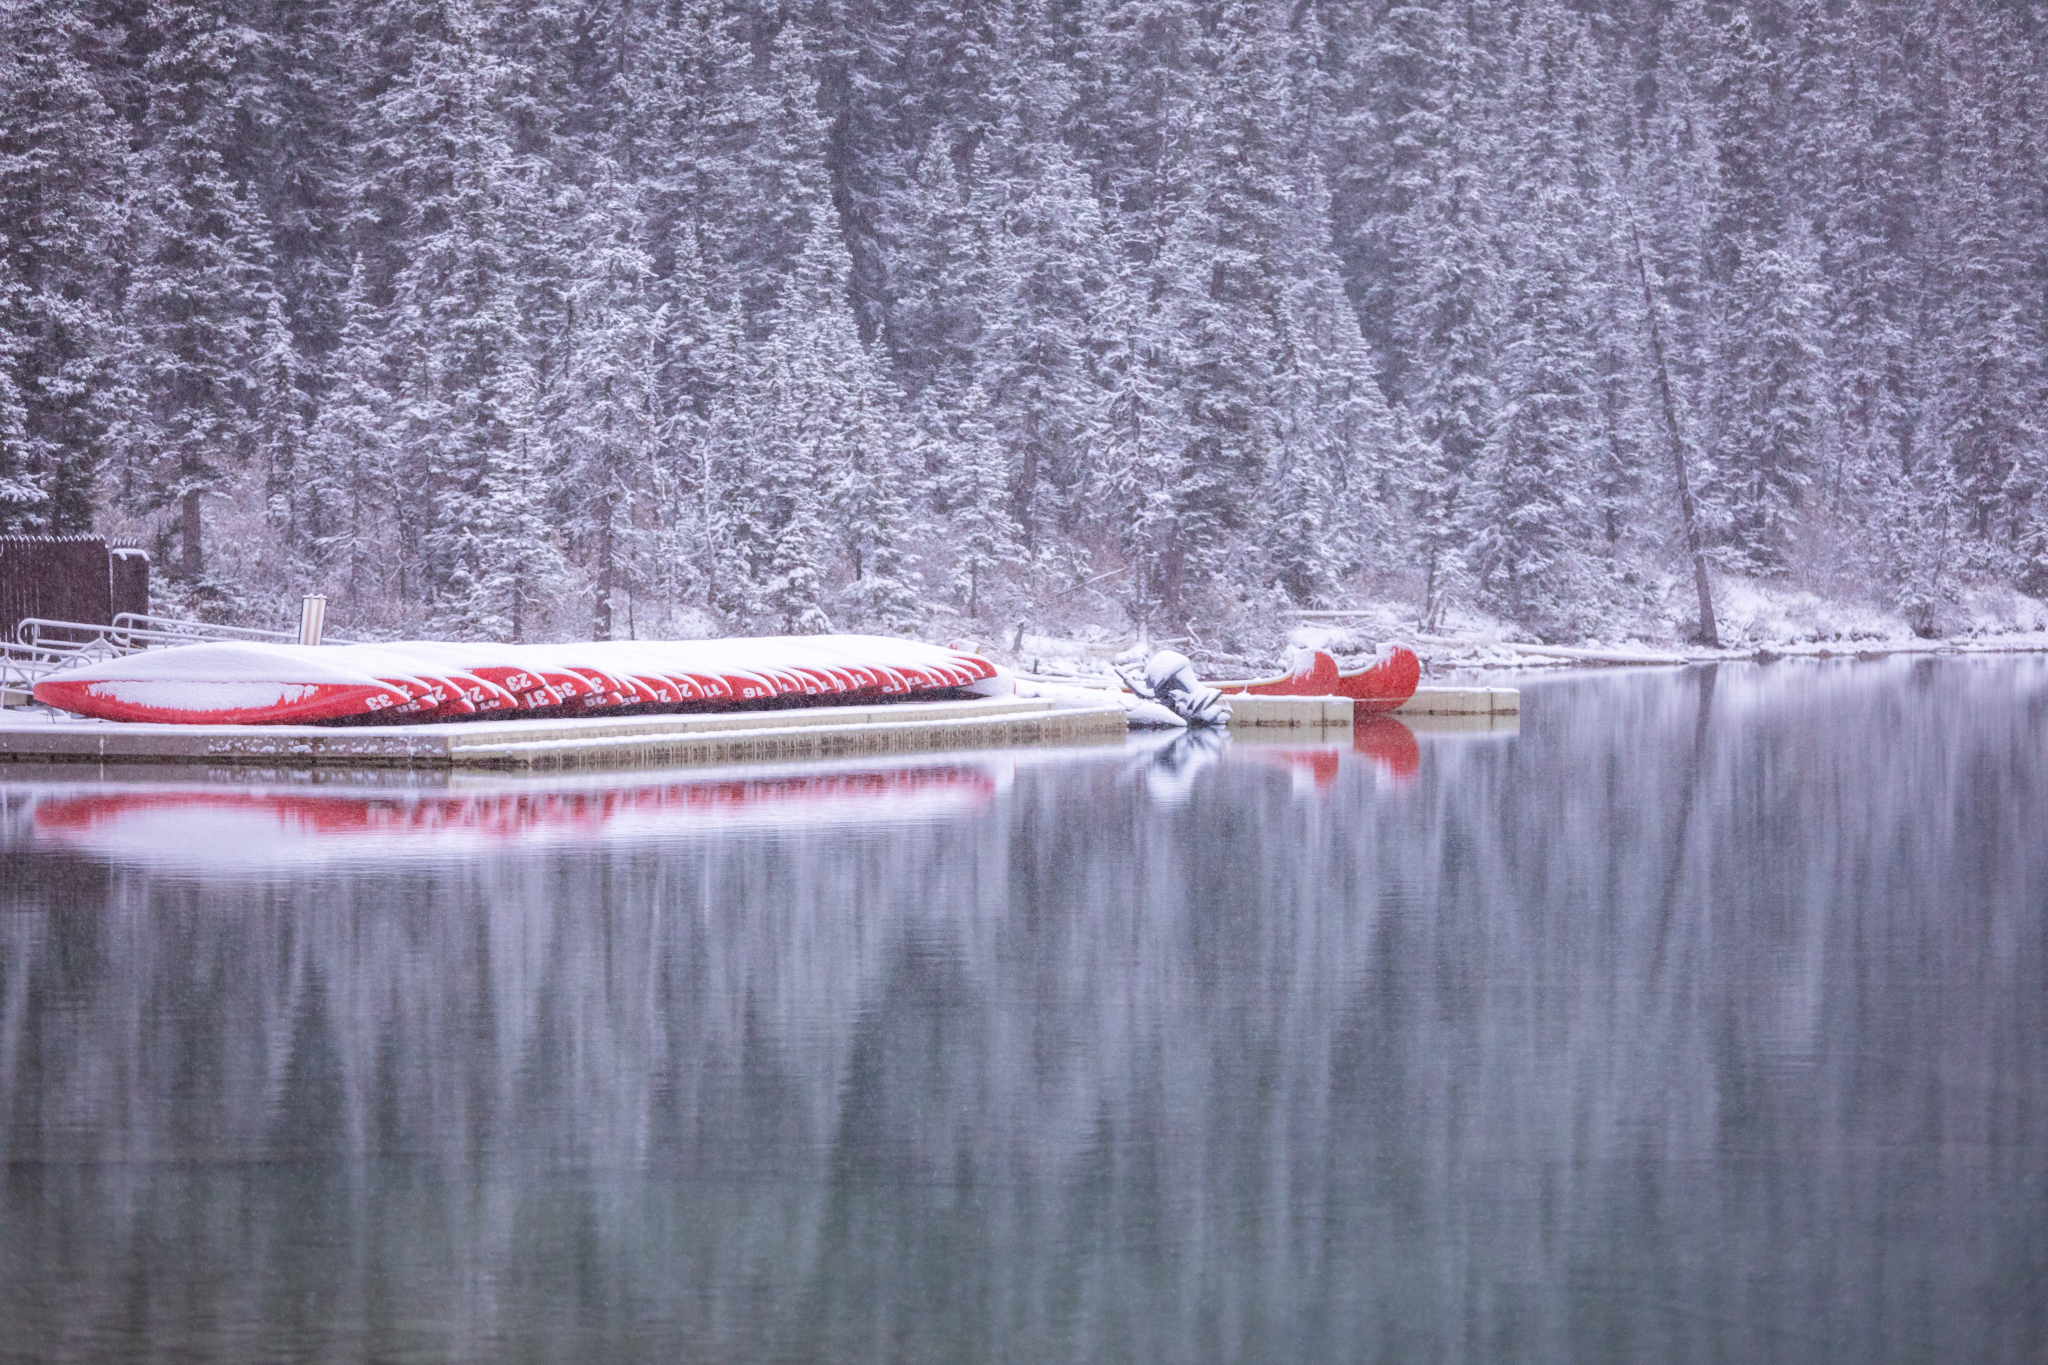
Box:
<box><xmin>1265</xmin><ymin>313</ymin><xmax>1341</xmax><ymax>607</ymax></box>
<box><xmin>1092</xmin><ymin>256</ymin><xmax>1194</xmax><ymax>638</ymax></box>
<box><xmin>746</xmin><ymin>215</ymin><xmax>892</xmax><ymax>635</ymax></box>
<box><xmin>695</xmin><ymin>302</ymin><xmax>763</xmax><ymax>625</ymax></box>
<box><xmin>299</xmin><ymin>255</ymin><xmax>394</xmax><ymax>604</ymax></box>
<box><xmin>1711</xmin><ymin>219</ymin><xmax>1828</xmax><ymax>576</ymax></box>
<box><xmin>642</xmin><ymin>227</ymin><xmax>720</xmax><ymax>616</ymax></box>
<box><xmin>1119</xmin><ymin>0</ymin><xmax>1290</xmax><ymax>621</ymax></box>
<box><xmin>562</xmin><ymin>173</ymin><xmax>661</xmax><ymax>639</ymax></box>
<box><xmin>724</xmin><ymin>20</ymin><xmax>837</xmax><ymax>335</ymax></box>
<box><xmin>756</xmin><ymin>336</ymin><xmax>835</xmax><ymax>634</ymax></box>
<box><xmin>114</xmin><ymin>0</ymin><xmax>272</xmax><ymax>581</ymax></box>
<box><xmin>1329</xmin><ymin>0</ymin><xmax>1467</xmax><ymax>406</ymax></box>
<box><xmin>975</xmin><ymin>60</ymin><xmax>1110</xmax><ymax>560</ymax></box>
<box><xmin>831</xmin><ymin>375</ymin><xmax>923</xmax><ymax>633</ymax></box>
<box><xmin>1469</xmin><ymin>8</ymin><xmax>1603</xmax><ymax>639</ymax></box>
<box><xmin>1264</xmin><ymin>145</ymin><xmax>1401</xmax><ymax>603</ymax></box>
<box><xmin>1394</xmin><ymin>71</ymin><xmax>1500</xmax><ymax>624</ymax></box>
<box><xmin>1880</xmin><ymin>405</ymin><xmax>1962</xmax><ymax>636</ymax></box>
<box><xmin>240</xmin><ymin>0</ymin><xmax>356</xmax><ymax>363</ymax></box>
<box><xmin>611</xmin><ymin>0</ymin><xmax>748</xmax><ymax>280</ymax></box>
<box><xmin>467</xmin><ymin>357</ymin><xmax>563</xmax><ymax>641</ymax></box>
<box><xmin>0</xmin><ymin>0</ymin><xmax>125</xmax><ymax>534</ymax></box>
<box><xmin>811</xmin><ymin>0</ymin><xmax>917</xmax><ymax>343</ymax></box>
<box><xmin>891</xmin><ymin>149</ymin><xmax>987</xmax><ymax>407</ymax></box>
<box><xmin>380</xmin><ymin>0</ymin><xmax>554</xmax><ymax>635</ymax></box>
<box><xmin>251</xmin><ymin>295</ymin><xmax>309</xmax><ymax>551</ymax></box>
<box><xmin>938</xmin><ymin>380</ymin><xmax>1018</xmax><ymax>621</ymax></box>
<box><xmin>1816</xmin><ymin>0</ymin><xmax>1923</xmax><ymax>555</ymax></box>
<box><xmin>0</xmin><ymin>359</ymin><xmax>31</xmax><ymax>527</ymax></box>
<box><xmin>1921</xmin><ymin>0</ymin><xmax>2042</xmax><ymax>572</ymax></box>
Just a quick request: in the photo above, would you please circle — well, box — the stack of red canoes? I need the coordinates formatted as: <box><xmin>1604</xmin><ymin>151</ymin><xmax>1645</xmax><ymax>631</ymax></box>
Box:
<box><xmin>32</xmin><ymin>636</ymin><xmax>1002</xmax><ymax>726</ymax></box>
<box><xmin>1213</xmin><ymin>645</ymin><xmax>1420</xmax><ymax>714</ymax></box>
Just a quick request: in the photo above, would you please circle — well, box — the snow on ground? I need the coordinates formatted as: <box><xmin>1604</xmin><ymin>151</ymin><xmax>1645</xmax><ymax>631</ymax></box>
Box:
<box><xmin>973</xmin><ymin>577</ymin><xmax>2048</xmax><ymax>684</ymax></box>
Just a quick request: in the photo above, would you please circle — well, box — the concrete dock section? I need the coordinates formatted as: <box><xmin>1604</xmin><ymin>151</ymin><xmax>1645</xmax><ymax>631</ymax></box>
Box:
<box><xmin>1395</xmin><ymin>686</ymin><xmax>1520</xmax><ymax>717</ymax></box>
<box><xmin>1223</xmin><ymin>695</ymin><xmax>1355</xmax><ymax>727</ymax></box>
<box><xmin>0</xmin><ymin>696</ymin><xmax>1129</xmax><ymax>772</ymax></box>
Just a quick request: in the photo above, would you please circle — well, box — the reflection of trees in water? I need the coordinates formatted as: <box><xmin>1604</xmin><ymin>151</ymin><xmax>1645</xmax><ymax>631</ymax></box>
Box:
<box><xmin>1</xmin><ymin>659</ymin><xmax>2044</xmax><ymax>1363</ymax></box>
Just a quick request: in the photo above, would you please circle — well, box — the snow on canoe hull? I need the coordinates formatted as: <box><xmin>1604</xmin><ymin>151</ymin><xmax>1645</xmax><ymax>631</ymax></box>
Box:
<box><xmin>1213</xmin><ymin>646</ymin><xmax>1421</xmax><ymax>714</ymax></box>
<box><xmin>33</xmin><ymin>637</ymin><xmax>1001</xmax><ymax>726</ymax></box>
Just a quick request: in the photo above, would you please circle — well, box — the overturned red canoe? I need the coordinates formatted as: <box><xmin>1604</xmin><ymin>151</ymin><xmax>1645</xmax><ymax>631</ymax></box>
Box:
<box><xmin>33</xmin><ymin>636</ymin><xmax>1003</xmax><ymax>726</ymax></box>
<box><xmin>1213</xmin><ymin>645</ymin><xmax>1421</xmax><ymax>715</ymax></box>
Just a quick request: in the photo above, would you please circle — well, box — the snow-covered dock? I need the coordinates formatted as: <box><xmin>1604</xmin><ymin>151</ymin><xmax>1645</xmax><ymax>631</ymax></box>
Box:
<box><xmin>0</xmin><ymin>695</ymin><xmax>1128</xmax><ymax>772</ymax></box>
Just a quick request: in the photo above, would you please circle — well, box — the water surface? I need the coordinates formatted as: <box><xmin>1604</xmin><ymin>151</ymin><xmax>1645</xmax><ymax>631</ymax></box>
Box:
<box><xmin>2</xmin><ymin>659</ymin><xmax>2043</xmax><ymax>1363</ymax></box>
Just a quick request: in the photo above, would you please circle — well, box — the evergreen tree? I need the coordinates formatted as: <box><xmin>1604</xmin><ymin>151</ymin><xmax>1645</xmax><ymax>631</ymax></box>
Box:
<box><xmin>939</xmin><ymin>380</ymin><xmax>1018</xmax><ymax>620</ymax></box>
<box><xmin>299</xmin><ymin>255</ymin><xmax>394</xmax><ymax>604</ymax></box>
<box><xmin>114</xmin><ymin>0</ymin><xmax>271</xmax><ymax>580</ymax></box>
<box><xmin>831</xmin><ymin>377</ymin><xmax>923</xmax><ymax>632</ymax></box>
<box><xmin>978</xmin><ymin>99</ymin><xmax>1110</xmax><ymax>557</ymax></box>
<box><xmin>0</xmin><ymin>356</ymin><xmax>32</xmax><ymax>526</ymax></box>
<box><xmin>251</xmin><ymin>294</ymin><xmax>309</xmax><ymax>547</ymax></box>
<box><xmin>1093</xmin><ymin>256</ymin><xmax>1194</xmax><ymax>637</ymax></box>
<box><xmin>745</xmin><ymin>216</ymin><xmax>890</xmax><ymax>634</ymax></box>
<box><xmin>379</xmin><ymin>0</ymin><xmax>553</xmax><ymax>633</ymax></box>
<box><xmin>561</xmin><ymin>174</ymin><xmax>661</xmax><ymax>639</ymax></box>
<box><xmin>1470</xmin><ymin>3</ymin><xmax>1604</xmax><ymax>635</ymax></box>
<box><xmin>1711</xmin><ymin>219</ymin><xmax>1828</xmax><ymax>575</ymax></box>
<box><xmin>0</xmin><ymin>0</ymin><xmax>125</xmax><ymax>533</ymax></box>
<box><xmin>465</xmin><ymin>359</ymin><xmax>563</xmax><ymax>641</ymax></box>
<box><xmin>725</xmin><ymin>20</ymin><xmax>837</xmax><ymax>333</ymax></box>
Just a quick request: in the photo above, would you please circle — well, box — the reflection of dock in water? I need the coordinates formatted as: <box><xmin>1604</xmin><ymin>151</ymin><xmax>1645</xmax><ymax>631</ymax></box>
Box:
<box><xmin>1231</xmin><ymin>702</ymin><xmax>1518</xmax><ymax>790</ymax></box>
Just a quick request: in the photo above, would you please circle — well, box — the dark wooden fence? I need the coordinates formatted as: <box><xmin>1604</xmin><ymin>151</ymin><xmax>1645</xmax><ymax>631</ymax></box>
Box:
<box><xmin>0</xmin><ymin>537</ymin><xmax>151</xmax><ymax>643</ymax></box>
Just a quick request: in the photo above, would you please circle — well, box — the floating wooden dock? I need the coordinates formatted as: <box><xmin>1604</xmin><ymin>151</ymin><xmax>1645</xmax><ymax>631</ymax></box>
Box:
<box><xmin>0</xmin><ymin>696</ymin><xmax>1129</xmax><ymax>771</ymax></box>
<box><xmin>0</xmin><ymin>683</ymin><xmax>1520</xmax><ymax>772</ymax></box>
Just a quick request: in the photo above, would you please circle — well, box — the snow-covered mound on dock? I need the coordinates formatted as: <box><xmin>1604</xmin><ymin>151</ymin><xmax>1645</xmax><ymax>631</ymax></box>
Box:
<box><xmin>33</xmin><ymin>636</ymin><xmax>1002</xmax><ymax>726</ymax></box>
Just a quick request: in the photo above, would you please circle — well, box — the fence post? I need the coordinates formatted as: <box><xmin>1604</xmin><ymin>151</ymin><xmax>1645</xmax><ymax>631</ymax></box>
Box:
<box><xmin>298</xmin><ymin>595</ymin><xmax>327</xmax><ymax>647</ymax></box>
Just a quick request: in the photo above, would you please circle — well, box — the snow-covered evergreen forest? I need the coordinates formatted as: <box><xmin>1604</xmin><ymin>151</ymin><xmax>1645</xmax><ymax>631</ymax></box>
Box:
<box><xmin>1</xmin><ymin>0</ymin><xmax>2044</xmax><ymax>645</ymax></box>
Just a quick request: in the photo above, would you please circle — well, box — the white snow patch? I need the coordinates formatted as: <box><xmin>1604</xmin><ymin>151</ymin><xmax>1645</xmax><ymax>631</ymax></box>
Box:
<box><xmin>86</xmin><ymin>680</ymin><xmax>323</xmax><ymax>713</ymax></box>
<box><xmin>1121</xmin><ymin>698</ymin><xmax>1188</xmax><ymax>728</ymax></box>
<box><xmin>1288</xmin><ymin>624</ymin><xmax>1368</xmax><ymax>654</ymax></box>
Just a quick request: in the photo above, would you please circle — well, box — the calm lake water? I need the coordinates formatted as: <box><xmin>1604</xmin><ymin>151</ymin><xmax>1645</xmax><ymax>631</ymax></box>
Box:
<box><xmin>1</xmin><ymin>659</ymin><xmax>2043</xmax><ymax>1364</ymax></box>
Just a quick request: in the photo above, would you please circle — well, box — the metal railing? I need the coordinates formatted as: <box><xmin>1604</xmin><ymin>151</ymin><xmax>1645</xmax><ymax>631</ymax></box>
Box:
<box><xmin>0</xmin><ymin>637</ymin><xmax>111</xmax><ymax>696</ymax></box>
<box><xmin>5</xmin><ymin>609</ymin><xmax>355</xmax><ymax>698</ymax></box>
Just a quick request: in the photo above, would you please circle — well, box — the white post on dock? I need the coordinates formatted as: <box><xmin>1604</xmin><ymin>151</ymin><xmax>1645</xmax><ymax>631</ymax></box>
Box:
<box><xmin>298</xmin><ymin>594</ymin><xmax>327</xmax><ymax>647</ymax></box>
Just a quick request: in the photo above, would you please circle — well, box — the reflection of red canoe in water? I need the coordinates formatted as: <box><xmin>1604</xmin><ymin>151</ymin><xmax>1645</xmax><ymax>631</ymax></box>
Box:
<box><xmin>31</xmin><ymin>766</ymin><xmax>997</xmax><ymax>860</ymax></box>
<box><xmin>1355</xmin><ymin>715</ymin><xmax>1421</xmax><ymax>777</ymax></box>
<box><xmin>32</xmin><ymin>636</ymin><xmax>1000</xmax><ymax>726</ymax></box>
<box><xmin>1213</xmin><ymin>647</ymin><xmax>1421</xmax><ymax>714</ymax></box>
<box><xmin>1238</xmin><ymin>716</ymin><xmax>1422</xmax><ymax>791</ymax></box>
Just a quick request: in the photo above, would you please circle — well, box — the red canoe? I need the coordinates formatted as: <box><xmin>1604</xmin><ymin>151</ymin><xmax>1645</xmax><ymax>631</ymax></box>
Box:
<box><xmin>32</xmin><ymin>636</ymin><xmax>1003</xmax><ymax>726</ymax></box>
<box><xmin>1213</xmin><ymin>645</ymin><xmax>1421</xmax><ymax>715</ymax></box>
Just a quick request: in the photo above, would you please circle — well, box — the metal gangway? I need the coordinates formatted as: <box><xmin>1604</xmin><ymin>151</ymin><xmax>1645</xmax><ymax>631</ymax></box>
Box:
<box><xmin>3</xmin><ymin>598</ymin><xmax>346</xmax><ymax>700</ymax></box>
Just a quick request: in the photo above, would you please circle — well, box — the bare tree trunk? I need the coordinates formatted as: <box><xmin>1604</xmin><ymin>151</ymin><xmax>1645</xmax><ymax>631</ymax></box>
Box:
<box><xmin>593</xmin><ymin>496</ymin><xmax>615</xmax><ymax>641</ymax></box>
<box><xmin>1629</xmin><ymin>219</ymin><xmax>1719</xmax><ymax>648</ymax></box>
<box><xmin>700</xmin><ymin>443</ymin><xmax>717</xmax><ymax>613</ymax></box>
<box><xmin>179</xmin><ymin>488</ymin><xmax>203</xmax><ymax>580</ymax></box>
<box><xmin>512</xmin><ymin>560</ymin><xmax>525</xmax><ymax>643</ymax></box>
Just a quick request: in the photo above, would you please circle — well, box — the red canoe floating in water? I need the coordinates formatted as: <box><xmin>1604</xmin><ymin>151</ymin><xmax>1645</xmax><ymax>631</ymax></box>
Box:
<box><xmin>1213</xmin><ymin>645</ymin><xmax>1421</xmax><ymax>714</ymax></box>
<box><xmin>32</xmin><ymin>636</ymin><xmax>1003</xmax><ymax>726</ymax></box>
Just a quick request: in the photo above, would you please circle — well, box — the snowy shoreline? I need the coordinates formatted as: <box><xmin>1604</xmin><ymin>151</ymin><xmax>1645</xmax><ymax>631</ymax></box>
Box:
<box><xmin>984</xmin><ymin>577</ymin><xmax>2048</xmax><ymax>686</ymax></box>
